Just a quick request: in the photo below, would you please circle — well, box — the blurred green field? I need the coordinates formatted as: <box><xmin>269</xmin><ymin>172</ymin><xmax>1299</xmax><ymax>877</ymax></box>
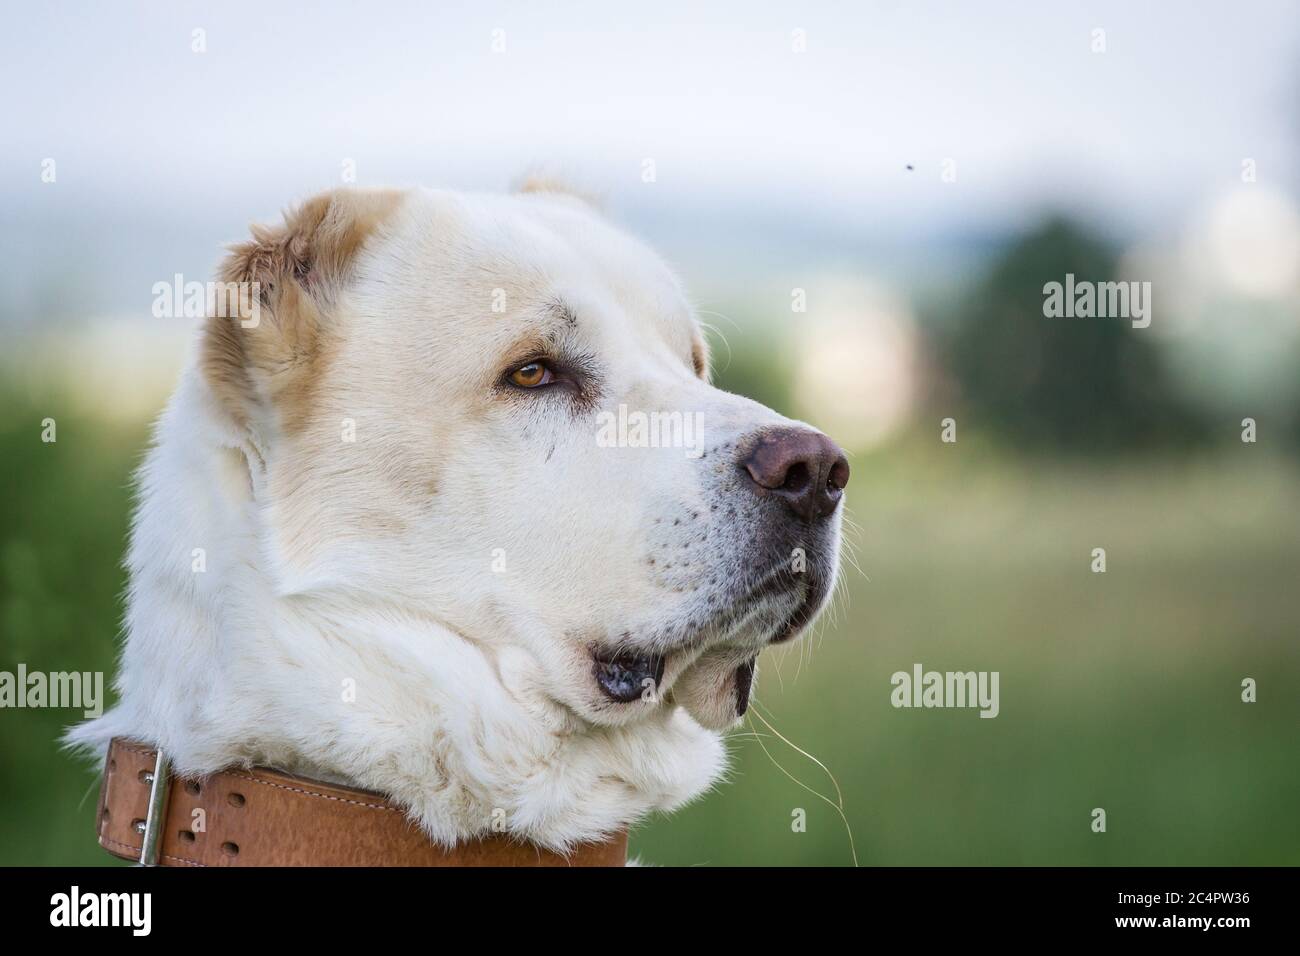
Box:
<box><xmin>3</xmin><ymin>381</ymin><xmax>1297</xmax><ymax>866</ymax></box>
<box><xmin>637</xmin><ymin>445</ymin><xmax>1300</xmax><ymax>865</ymax></box>
<box><xmin>1</xmin><ymin>387</ymin><xmax>144</xmax><ymax>867</ymax></box>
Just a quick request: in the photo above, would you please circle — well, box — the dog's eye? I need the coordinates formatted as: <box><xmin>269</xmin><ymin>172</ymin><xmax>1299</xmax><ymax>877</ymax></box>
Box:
<box><xmin>508</xmin><ymin>361</ymin><xmax>554</xmax><ymax>388</ymax></box>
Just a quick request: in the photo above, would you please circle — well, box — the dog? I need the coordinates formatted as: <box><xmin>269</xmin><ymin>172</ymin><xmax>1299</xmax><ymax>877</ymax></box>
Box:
<box><xmin>69</xmin><ymin>181</ymin><xmax>849</xmax><ymax>856</ymax></box>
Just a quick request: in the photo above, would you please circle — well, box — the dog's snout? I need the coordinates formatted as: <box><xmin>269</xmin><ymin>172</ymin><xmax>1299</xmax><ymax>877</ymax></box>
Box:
<box><xmin>740</xmin><ymin>428</ymin><xmax>850</xmax><ymax>521</ymax></box>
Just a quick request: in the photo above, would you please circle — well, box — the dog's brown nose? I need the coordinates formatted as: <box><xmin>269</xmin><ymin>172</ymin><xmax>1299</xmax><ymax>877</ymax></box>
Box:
<box><xmin>741</xmin><ymin>428</ymin><xmax>850</xmax><ymax>521</ymax></box>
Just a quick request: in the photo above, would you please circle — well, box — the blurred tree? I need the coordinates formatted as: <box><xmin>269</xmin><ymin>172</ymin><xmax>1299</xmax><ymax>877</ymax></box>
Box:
<box><xmin>946</xmin><ymin>218</ymin><xmax>1206</xmax><ymax>455</ymax></box>
<box><xmin>941</xmin><ymin>218</ymin><xmax>1203</xmax><ymax>453</ymax></box>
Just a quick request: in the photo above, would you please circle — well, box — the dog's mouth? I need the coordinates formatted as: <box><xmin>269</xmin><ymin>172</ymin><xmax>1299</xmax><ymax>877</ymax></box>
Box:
<box><xmin>732</xmin><ymin>657</ymin><xmax>756</xmax><ymax>716</ymax></box>
<box><xmin>592</xmin><ymin>647</ymin><xmax>666</xmax><ymax>703</ymax></box>
<box><xmin>588</xmin><ymin>568</ymin><xmax>829</xmax><ymax>708</ymax></box>
<box><xmin>742</xmin><ymin>570</ymin><xmax>828</xmax><ymax>645</ymax></box>
<box><xmin>769</xmin><ymin>579</ymin><xmax>824</xmax><ymax>643</ymax></box>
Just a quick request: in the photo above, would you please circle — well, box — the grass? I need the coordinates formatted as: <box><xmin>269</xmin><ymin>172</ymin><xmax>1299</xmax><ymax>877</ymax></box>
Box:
<box><xmin>3</xmin><ymin>384</ymin><xmax>1297</xmax><ymax>865</ymax></box>
<box><xmin>632</xmin><ymin>448</ymin><xmax>1300</xmax><ymax>865</ymax></box>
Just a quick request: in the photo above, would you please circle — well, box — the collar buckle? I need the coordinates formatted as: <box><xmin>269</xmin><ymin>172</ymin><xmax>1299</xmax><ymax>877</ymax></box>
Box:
<box><xmin>135</xmin><ymin>749</ymin><xmax>172</xmax><ymax>866</ymax></box>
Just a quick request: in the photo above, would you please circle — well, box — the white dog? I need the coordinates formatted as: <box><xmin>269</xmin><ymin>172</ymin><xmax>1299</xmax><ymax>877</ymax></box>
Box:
<box><xmin>70</xmin><ymin>182</ymin><xmax>849</xmax><ymax>855</ymax></box>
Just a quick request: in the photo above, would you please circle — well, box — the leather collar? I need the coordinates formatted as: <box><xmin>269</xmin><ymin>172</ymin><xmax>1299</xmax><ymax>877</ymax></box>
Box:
<box><xmin>97</xmin><ymin>738</ymin><xmax>627</xmax><ymax>867</ymax></box>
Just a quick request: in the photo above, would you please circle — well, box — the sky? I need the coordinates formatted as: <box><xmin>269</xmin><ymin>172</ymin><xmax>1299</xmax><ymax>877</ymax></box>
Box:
<box><xmin>1</xmin><ymin>1</ymin><xmax>1298</xmax><ymax>321</ymax></box>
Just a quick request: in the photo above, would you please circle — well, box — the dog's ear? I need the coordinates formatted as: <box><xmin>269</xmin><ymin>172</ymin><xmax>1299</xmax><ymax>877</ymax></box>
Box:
<box><xmin>201</xmin><ymin>187</ymin><xmax>404</xmax><ymax>433</ymax></box>
<box><xmin>514</xmin><ymin>172</ymin><xmax>603</xmax><ymax>210</ymax></box>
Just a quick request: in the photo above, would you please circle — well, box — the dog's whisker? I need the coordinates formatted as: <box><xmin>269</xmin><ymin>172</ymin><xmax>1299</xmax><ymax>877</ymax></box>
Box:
<box><xmin>696</xmin><ymin>313</ymin><xmax>737</xmax><ymax>375</ymax></box>
<box><xmin>746</xmin><ymin>706</ymin><xmax>859</xmax><ymax>867</ymax></box>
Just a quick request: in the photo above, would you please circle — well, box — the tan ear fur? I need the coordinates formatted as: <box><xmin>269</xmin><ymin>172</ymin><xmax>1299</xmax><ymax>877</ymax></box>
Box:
<box><xmin>201</xmin><ymin>187</ymin><xmax>404</xmax><ymax>432</ymax></box>
<box><xmin>514</xmin><ymin>172</ymin><xmax>603</xmax><ymax>209</ymax></box>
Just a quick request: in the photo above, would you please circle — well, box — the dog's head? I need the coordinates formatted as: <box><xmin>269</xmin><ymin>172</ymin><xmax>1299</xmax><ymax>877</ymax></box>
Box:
<box><xmin>204</xmin><ymin>185</ymin><xmax>848</xmax><ymax>734</ymax></box>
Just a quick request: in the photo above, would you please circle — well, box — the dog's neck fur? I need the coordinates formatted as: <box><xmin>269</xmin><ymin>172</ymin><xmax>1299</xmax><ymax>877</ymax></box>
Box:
<box><xmin>70</xmin><ymin>368</ymin><xmax>725</xmax><ymax>852</ymax></box>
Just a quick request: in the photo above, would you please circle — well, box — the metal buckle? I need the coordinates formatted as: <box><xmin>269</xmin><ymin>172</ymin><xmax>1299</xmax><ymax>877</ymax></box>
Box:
<box><xmin>134</xmin><ymin>749</ymin><xmax>172</xmax><ymax>867</ymax></box>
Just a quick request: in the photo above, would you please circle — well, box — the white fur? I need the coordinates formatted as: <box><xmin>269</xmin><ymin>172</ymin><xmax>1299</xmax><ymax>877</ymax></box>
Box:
<box><xmin>70</xmin><ymin>187</ymin><xmax>842</xmax><ymax>853</ymax></box>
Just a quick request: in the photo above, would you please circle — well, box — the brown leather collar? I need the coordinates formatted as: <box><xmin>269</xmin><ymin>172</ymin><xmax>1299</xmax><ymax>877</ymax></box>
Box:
<box><xmin>97</xmin><ymin>738</ymin><xmax>627</xmax><ymax>867</ymax></box>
